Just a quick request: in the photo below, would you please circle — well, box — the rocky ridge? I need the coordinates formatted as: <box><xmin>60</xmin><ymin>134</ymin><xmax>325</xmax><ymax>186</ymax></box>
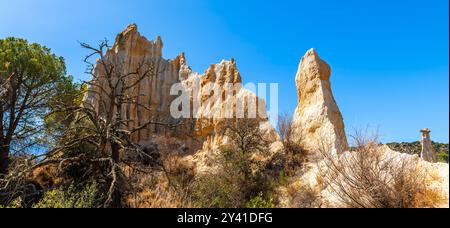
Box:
<box><xmin>84</xmin><ymin>24</ymin><xmax>278</xmax><ymax>170</ymax></box>
<box><xmin>84</xmin><ymin>24</ymin><xmax>449</xmax><ymax>207</ymax></box>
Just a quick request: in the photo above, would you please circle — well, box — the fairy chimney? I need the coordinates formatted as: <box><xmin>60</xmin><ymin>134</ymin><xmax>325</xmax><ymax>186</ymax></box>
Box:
<box><xmin>421</xmin><ymin>128</ymin><xmax>437</xmax><ymax>163</ymax></box>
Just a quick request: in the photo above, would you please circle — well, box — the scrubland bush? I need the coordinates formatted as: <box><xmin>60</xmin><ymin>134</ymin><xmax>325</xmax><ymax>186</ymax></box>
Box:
<box><xmin>190</xmin><ymin>118</ymin><xmax>276</xmax><ymax>208</ymax></box>
<box><xmin>33</xmin><ymin>182</ymin><xmax>99</xmax><ymax>208</ymax></box>
<box><xmin>318</xmin><ymin>131</ymin><xmax>446</xmax><ymax>208</ymax></box>
<box><xmin>293</xmin><ymin>186</ymin><xmax>322</xmax><ymax>208</ymax></box>
<box><xmin>191</xmin><ymin>171</ymin><xmax>244</xmax><ymax>208</ymax></box>
<box><xmin>437</xmin><ymin>152</ymin><xmax>449</xmax><ymax>163</ymax></box>
<box><xmin>164</xmin><ymin>154</ymin><xmax>196</xmax><ymax>191</ymax></box>
<box><xmin>190</xmin><ymin>145</ymin><xmax>253</xmax><ymax>208</ymax></box>
<box><xmin>191</xmin><ymin>167</ymin><xmax>276</xmax><ymax>208</ymax></box>
<box><xmin>126</xmin><ymin>182</ymin><xmax>193</xmax><ymax>208</ymax></box>
<box><xmin>246</xmin><ymin>192</ymin><xmax>275</xmax><ymax>208</ymax></box>
<box><xmin>124</xmin><ymin>152</ymin><xmax>195</xmax><ymax>208</ymax></box>
<box><xmin>277</xmin><ymin>113</ymin><xmax>308</xmax><ymax>176</ymax></box>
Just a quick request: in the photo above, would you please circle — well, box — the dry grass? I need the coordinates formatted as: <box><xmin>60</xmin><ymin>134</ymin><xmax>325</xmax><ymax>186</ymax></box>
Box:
<box><xmin>163</xmin><ymin>153</ymin><xmax>196</xmax><ymax>191</ymax></box>
<box><xmin>412</xmin><ymin>187</ymin><xmax>446</xmax><ymax>208</ymax></box>
<box><xmin>277</xmin><ymin>113</ymin><xmax>308</xmax><ymax>176</ymax></box>
<box><xmin>317</xmin><ymin>131</ymin><xmax>447</xmax><ymax>208</ymax></box>
<box><xmin>28</xmin><ymin>164</ymin><xmax>62</xmax><ymax>189</ymax></box>
<box><xmin>123</xmin><ymin>152</ymin><xmax>196</xmax><ymax>208</ymax></box>
<box><xmin>126</xmin><ymin>183</ymin><xmax>193</xmax><ymax>208</ymax></box>
<box><xmin>124</xmin><ymin>169</ymin><xmax>194</xmax><ymax>208</ymax></box>
<box><xmin>277</xmin><ymin>178</ymin><xmax>323</xmax><ymax>208</ymax></box>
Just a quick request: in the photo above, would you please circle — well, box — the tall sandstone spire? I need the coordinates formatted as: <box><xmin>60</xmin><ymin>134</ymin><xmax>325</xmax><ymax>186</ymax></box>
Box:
<box><xmin>421</xmin><ymin>128</ymin><xmax>437</xmax><ymax>163</ymax></box>
<box><xmin>292</xmin><ymin>48</ymin><xmax>348</xmax><ymax>154</ymax></box>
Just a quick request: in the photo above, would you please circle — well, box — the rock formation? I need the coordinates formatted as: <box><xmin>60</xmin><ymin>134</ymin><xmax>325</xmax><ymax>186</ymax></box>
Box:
<box><xmin>82</xmin><ymin>24</ymin><xmax>449</xmax><ymax>207</ymax></box>
<box><xmin>83</xmin><ymin>24</ymin><xmax>189</xmax><ymax>143</ymax></box>
<box><xmin>278</xmin><ymin>145</ymin><xmax>449</xmax><ymax>208</ymax></box>
<box><xmin>84</xmin><ymin>24</ymin><xmax>278</xmax><ymax>162</ymax></box>
<box><xmin>291</xmin><ymin>48</ymin><xmax>348</xmax><ymax>154</ymax></box>
<box><xmin>421</xmin><ymin>128</ymin><xmax>437</xmax><ymax>163</ymax></box>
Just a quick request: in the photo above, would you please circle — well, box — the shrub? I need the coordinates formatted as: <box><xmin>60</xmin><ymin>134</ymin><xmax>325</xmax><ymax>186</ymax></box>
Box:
<box><xmin>124</xmin><ymin>160</ymin><xmax>193</xmax><ymax>208</ymax></box>
<box><xmin>126</xmin><ymin>182</ymin><xmax>193</xmax><ymax>208</ymax></box>
<box><xmin>277</xmin><ymin>113</ymin><xmax>308</xmax><ymax>176</ymax></box>
<box><xmin>191</xmin><ymin>145</ymin><xmax>275</xmax><ymax>208</ymax></box>
<box><xmin>190</xmin><ymin>147</ymin><xmax>254</xmax><ymax>208</ymax></box>
<box><xmin>318</xmin><ymin>132</ymin><xmax>446</xmax><ymax>208</ymax></box>
<box><xmin>437</xmin><ymin>152</ymin><xmax>449</xmax><ymax>163</ymax></box>
<box><xmin>192</xmin><ymin>173</ymin><xmax>243</xmax><ymax>208</ymax></box>
<box><xmin>191</xmin><ymin>118</ymin><xmax>276</xmax><ymax>208</ymax></box>
<box><xmin>246</xmin><ymin>192</ymin><xmax>275</xmax><ymax>208</ymax></box>
<box><xmin>33</xmin><ymin>182</ymin><xmax>99</xmax><ymax>208</ymax></box>
<box><xmin>0</xmin><ymin>198</ymin><xmax>22</xmax><ymax>208</ymax></box>
<box><xmin>164</xmin><ymin>154</ymin><xmax>196</xmax><ymax>191</ymax></box>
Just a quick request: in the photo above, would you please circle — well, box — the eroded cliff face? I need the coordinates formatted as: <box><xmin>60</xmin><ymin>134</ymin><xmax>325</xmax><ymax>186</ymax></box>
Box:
<box><xmin>84</xmin><ymin>24</ymin><xmax>277</xmax><ymax>161</ymax></box>
<box><xmin>292</xmin><ymin>48</ymin><xmax>349</xmax><ymax>154</ymax></box>
<box><xmin>83</xmin><ymin>24</ymin><xmax>449</xmax><ymax>207</ymax></box>
<box><xmin>283</xmin><ymin>49</ymin><xmax>449</xmax><ymax>208</ymax></box>
<box><xmin>84</xmin><ymin>24</ymin><xmax>189</xmax><ymax>143</ymax></box>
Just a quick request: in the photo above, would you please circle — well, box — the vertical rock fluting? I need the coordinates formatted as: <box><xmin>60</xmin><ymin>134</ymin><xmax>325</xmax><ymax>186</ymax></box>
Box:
<box><xmin>292</xmin><ymin>48</ymin><xmax>348</xmax><ymax>154</ymax></box>
<box><xmin>84</xmin><ymin>24</ymin><xmax>277</xmax><ymax>156</ymax></box>
<box><xmin>183</xmin><ymin>59</ymin><xmax>278</xmax><ymax>152</ymax></box>
<box><xmin>83</xmin><ymin>24</ymin><xmax>194</xmax><ymax>144</ymax></box>
<box><xmin>421</xmin><ymin>128</ymin><xmax>437</xmax><ymax>163</ymax></box>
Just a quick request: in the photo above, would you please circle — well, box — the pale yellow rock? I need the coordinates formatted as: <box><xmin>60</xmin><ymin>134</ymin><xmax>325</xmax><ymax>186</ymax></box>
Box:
<box><xmin>181</xmin><ymin>60</ymin><xmax>279</xmax><ymax>172</ymax></box>
<box><xmin>84</xmin><ymin>24</ymin><xmax>278</xmax><ymax>170</ymax></box>
<box><xmin>421</xmin><ymin>128</ymin><xmax>437</xmax><ymax>163</ymax></box>
<box><xmin>278</xmin><ymin>145</ymin><xmax>449</xmax><ymax>208</ymax></box>
<box><xmin>84</xmin><ymin>24</ymin><xmax>191</xmax><ymax>144</ymax></box>
<box><xmin>292</xmin><ymin>48</ymin><xmax>348</xmax><ymax>154</ymax></box>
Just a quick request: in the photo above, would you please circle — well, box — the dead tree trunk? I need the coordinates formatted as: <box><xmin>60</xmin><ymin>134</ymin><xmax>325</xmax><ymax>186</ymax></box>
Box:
<box><xmin>111</xmin><ymin>142</ymin><xmax>120</xmax><ymax>163</ymax></box>
<box><xmin>0</xmin><ymin>144</ymin><xmax>9</xmax><ymax>175</ymax></box>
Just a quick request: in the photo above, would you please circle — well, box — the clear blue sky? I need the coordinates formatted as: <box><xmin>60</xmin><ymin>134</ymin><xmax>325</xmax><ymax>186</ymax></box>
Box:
<box><xmin>1</xmin><ymin>0</ymin><xmax>448</xmax><ymax>143</ymax></box>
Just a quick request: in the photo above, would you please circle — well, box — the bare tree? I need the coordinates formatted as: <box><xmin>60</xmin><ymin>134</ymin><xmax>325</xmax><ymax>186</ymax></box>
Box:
<box><xmin>277</xmin><ymin>113</ymin><xmax>306</xmax><ymax>175</ymax></box>
<box><xmin>59</xmin><ymin>40</ymin><xmax>178</xmax><ymax>206</ymax></box>
<box><xmin>221</xmin><ymin>118</ymin><xmax>270</xmax><ymax>156</ymax></box>
<box><xmin>277</xmin><ymin>113</ymin><xmax>293</xmax><ymax>144</ymax></box>
<box><xmin>1</xmin><ymin>40</ymin><xmax>175</xmax><ymax>207</ymax></box>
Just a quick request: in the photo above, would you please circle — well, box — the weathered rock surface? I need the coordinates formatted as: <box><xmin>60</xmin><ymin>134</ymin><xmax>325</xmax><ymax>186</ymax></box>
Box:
<box><xmin>421</xmin><ymin>128</ymin><xmax>437</xmax><ymax>163</ymax></box>
<box><xmin>84</xmin><ymin>24</ymin><xmax>190</xmax><ymax>143</ymax></box>
<box><xmin>84</xmin><ymin>24</ymin><xmax>277</xmax><ymax>164</ymax></box>
<box><xmin>292</xmin><ymin>48</ymin><xmax>348</xmax><ymax>154</ymax></box>
<box><xmin>84</xmin><ymin>25</ymin><xmax>448</xmax><ymax>208</ymax></box>
<box><xmin>278</xmin><ymin>145</ymin><xmax>449</xmax><ymax>208</ymax></box>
